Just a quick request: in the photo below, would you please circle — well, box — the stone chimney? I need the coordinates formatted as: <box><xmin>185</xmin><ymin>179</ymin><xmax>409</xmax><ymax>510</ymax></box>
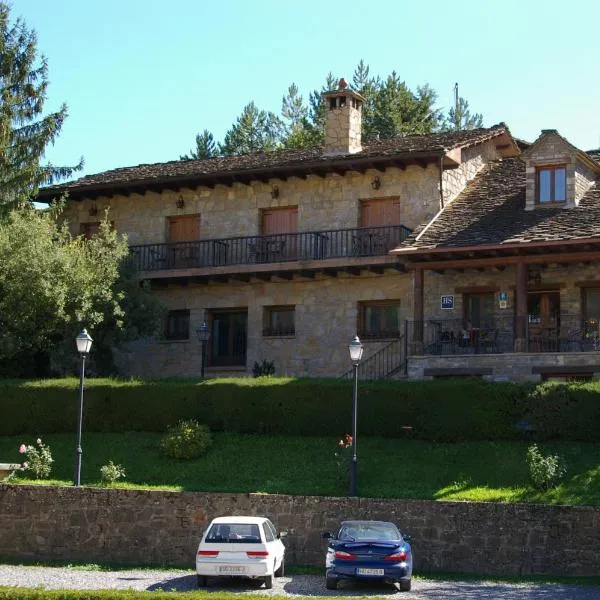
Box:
<box><xmin>323</xmin><ymin>78</ymin><xmax>364</xmax><ymax>155</ymax></box>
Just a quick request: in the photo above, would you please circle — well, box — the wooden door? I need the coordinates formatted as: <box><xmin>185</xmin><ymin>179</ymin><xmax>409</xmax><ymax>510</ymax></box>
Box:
<box><xmin>360</xmin><ymin>197</ymin><xmax>400</xmax><ymax>227</ymax></box>
<box><xmin>167</xmin><ymin>214</ymin><xmax>201</xmax><ymax>241</ymax></box>
<box><xmin>527</xmin><ymin>292</ymin><xmax>560</xmax><ymax>351</ymax></box>
<box><xmin>261</xmin><ymin>207</ymin><xmax>298</xmax><ymax>261</ymax></box>
<box><xmin>167</xmin><ymin>214</ymin><xmax>201</xmax><ymax>267</ymax></box>
<box><xmin>210</xmin><ymin>311</ymin><xmax>248</xmax><ymax>367</ymax></box>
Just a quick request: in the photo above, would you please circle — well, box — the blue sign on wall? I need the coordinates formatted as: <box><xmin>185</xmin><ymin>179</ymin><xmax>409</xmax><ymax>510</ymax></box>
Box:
<box><xmin>441</xmin><ymin>295</ymin><xmax>454</xmax><ymax>310</ymax></box>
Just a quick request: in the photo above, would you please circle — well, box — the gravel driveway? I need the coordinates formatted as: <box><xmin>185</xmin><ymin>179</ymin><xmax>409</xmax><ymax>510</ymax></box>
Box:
<box><xmin>0</xmin><ymin>565</ymin><xmax>598</xmax><ymax>599</ymax></box>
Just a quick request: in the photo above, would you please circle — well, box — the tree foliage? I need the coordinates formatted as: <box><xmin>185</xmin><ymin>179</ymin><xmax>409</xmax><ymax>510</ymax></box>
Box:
<box><xmin>0</xmin><ymin>207</ymin><xmax>164</xmax><ymax>376</ymax></box>
<box><xmin>444</xmin><ymin>94</ymin><xmax>484</xmax><ymax>131</ymax></box>
<box><xmin>182</xmin><ymin>62</ymin><xmax>480</xmax><ymax>156</ymax></box>
<box><xmin>0</xmin><ymin>2</ymin><xmax>81</xmax><ymax>216</ymax></box>
<box><xmin>180</xmin><ymin>129</ymin><xmax>216</xmax><ymax>160</ymax></box>
<box><xmin>219</xmin><ymin>101</ymin><xmax>282</xmax><ymax>155</ymax></box>
<box><xmin>443</xmin><ymin>84</ymin><xmax>483</xmax><ymax>131</ymax></box>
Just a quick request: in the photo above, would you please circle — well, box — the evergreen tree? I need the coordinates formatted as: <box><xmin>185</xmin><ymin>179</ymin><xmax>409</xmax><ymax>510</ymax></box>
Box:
<box><xmin>368</xmin><ymin>73</ymin><xmax>442</xmax><ymax>140</ymax></box>
<box><xmin>445</xmin><ymin>94</ymin><xmax>484</xmax><ymax>131</ymax></box>
<box><xmin>180</xmin><ymin>129</ymin><xmax>217</xmax><ymax>160</ymax></box>
<box><xmin>0</xmin><ymin>3</ymin><xmax>81</xmax><ymax>216</ymax></box>
<box><xmin>219</xmin><ymin>102</ymin><xmax>283</xmax><ymax>155</ymax></box>
<box><xmin>280</xmin><ymin>83</ymin><xmax>315</xmax><ymax>149</ymax></box>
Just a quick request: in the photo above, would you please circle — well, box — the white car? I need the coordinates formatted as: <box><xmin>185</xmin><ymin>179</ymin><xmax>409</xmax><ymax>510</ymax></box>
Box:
<box><xmin>196</xmin><ymin>516</ymin><xmax>287</xmax><ymax>588</ymax></box>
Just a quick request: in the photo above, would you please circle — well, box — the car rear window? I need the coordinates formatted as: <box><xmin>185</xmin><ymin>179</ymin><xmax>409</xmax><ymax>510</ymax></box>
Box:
<box><xmin>205</xmin><ymin>523</ymin><xmax>262</xmax><ymax>543</ymax></box>
<box><xmin>339</xmin><ymin>522</ymin><xmax>400</xmax><ymax>541</ymax></box>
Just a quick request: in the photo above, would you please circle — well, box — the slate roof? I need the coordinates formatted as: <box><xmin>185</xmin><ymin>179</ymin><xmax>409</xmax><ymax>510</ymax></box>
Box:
<box><xmin>37</xmin><ymin>124</ymin><xmax>511</xmax><ymax>199</ymax></box>
<box><xmin>396</xmin><ymin>157</ymin><xmax>600</xmax><ymax>253</ymax></box>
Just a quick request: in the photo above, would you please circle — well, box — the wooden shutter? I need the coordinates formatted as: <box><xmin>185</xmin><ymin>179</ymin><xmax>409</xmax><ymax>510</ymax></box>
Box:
<box><xmin>360</xmin><ymin>198</ymin><xmax>400</xmax><ymax>227</ymax></box>
<box><xmin>167</xmin><ymin>214</ymin><xmax>201</xmax><ymax>242</ymax></box>
<box><xmin>261</xmin><ymin>207</ymin><xmax>298</xmax><ymax>234</ymax></box>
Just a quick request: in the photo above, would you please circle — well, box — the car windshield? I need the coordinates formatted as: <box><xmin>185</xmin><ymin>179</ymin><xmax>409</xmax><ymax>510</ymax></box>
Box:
<box><xmin>338</xmin><ymin>522</ymin><xmax>400</xmax><ymax>541</ymax></box>
<box><xmin>205</xmin><ymin>523</ymin><xmax>261</xmax><ymax>543</ymax></box>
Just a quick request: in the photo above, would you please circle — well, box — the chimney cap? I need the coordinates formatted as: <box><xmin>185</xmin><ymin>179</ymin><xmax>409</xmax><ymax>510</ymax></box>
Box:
<box><xmin>338</xmin><ymin>78</ymin><xmax>348</xmax><ymax>90</ymax></box>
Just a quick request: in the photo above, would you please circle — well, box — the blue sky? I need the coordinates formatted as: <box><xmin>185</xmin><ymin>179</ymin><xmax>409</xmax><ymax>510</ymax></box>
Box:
<box><xmin>16</xmin><ymin>0</ymin><xmax>600</xmax><ymax>178</ymax></box>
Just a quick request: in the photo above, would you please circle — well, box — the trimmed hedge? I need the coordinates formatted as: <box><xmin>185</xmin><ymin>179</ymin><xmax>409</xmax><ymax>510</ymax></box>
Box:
<box><xmin>1</xmin><ymin>377</ymin><xmax>599</xmax><ymax>442</ymax></box>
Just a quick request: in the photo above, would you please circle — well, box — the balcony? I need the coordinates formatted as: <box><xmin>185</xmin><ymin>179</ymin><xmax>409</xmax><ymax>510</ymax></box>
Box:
<box><xmin>406</xmin><ymin>315</ymin><xmax>600</xmax><ymax>356</ymax></box>
<box><xmin>127</xmin><ymin>224</ymin><xmax>411</xmax><ymax>279</ymax></box>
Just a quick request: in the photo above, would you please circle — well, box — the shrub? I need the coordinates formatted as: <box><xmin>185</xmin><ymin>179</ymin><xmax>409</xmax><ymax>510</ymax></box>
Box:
<box><xmin>252</xmin><ymin>360</ymin><xmax>275</xmax><ymax>377</ymax></box>
<box><xmin>100</xmin><ymin>460</ymin><xmax>126</xmax><ymax>484</ymax></box>
<box><xmin>526</xmin><ymin>443</ymin><xmax>567</xmax><ymax>490</ymax></box>
<box><xmin>18</xmin><ymin>438</ymin><xmax>53</xmax><ymax>479</ymax></box>
<box><xmin>160</xmin><ymin>419</ymin><xmax>212</xmax><ymax>459</ymax></box>
<box><xmin>333</xmin><ymin>433</ymin><xmax>352</xmax><ymax>485</ymax></box>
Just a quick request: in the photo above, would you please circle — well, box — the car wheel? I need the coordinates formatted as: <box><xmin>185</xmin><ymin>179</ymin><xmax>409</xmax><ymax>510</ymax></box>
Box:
<box><xmin>399</xmin><ymin>579</ymin><xmax>411</xmax><ymax>592</ymax></box>
<box><xmin>275</xmin><ymin>557</ymin><xmax>285</xmax><ymax>577</ymax></box>
<box><xmin>197</xmin><ymin>575</ymin><xmax>207</xmax><ymax>587</ymax></box>
<box><xmin>326</xmin><ymin>576</ymin><xmax>338</xmax><ymax>590</ymax></box>
<box><xmin>263</xmin><ymin>574</ymin><xmax>273</xmax><ymax>589</ymax></box>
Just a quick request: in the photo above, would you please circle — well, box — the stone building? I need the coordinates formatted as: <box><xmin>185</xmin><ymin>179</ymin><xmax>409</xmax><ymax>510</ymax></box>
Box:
<box><xmin>38</xmin><ymin>83</ymin><xmax>600</xmax><ymax>381</ymax></box>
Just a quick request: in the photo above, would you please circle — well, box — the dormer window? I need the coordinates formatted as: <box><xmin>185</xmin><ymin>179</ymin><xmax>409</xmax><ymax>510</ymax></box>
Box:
<box><xmin>537</xmin><ymin>165</ymin><xmax>566</xmax><ymax>204</ymax></box>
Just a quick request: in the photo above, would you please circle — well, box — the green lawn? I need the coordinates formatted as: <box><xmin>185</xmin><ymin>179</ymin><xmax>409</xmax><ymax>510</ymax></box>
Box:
<box><xmin>1</xmin><ymin>433</ymin><xmax>599</xmax><ymax>505</ymax></box>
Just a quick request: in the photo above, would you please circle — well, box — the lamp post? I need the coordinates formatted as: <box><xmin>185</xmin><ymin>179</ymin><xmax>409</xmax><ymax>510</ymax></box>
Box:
<box><xmin>348</xmin><ymin>335</ymin><xmax>363</xmax><ymax>497</ymax></box>
<box><xmin>74</xmin><ymin>328</ymin><xmax>92</xmax><ymax>487</ymax></box>
<box><xmin>196</xmin><ymin>321</ymin><xmax>211</xmax><ymax>378</ymax></box>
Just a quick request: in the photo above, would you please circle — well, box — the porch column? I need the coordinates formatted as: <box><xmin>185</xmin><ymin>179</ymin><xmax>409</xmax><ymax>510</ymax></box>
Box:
<box><xmin>412</xmin><ymin>267</ymin><xmax>424</xmax><ymax>355</ymax></box>
<box><xmin>515</xmin><ymin>261</ymin><xmax>527</xmax><ymax>352</ymax></box>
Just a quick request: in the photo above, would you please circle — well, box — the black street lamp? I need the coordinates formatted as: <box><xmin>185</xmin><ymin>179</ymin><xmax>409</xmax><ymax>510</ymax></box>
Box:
<box><xmin>348</xmin><ymin>335</ymin><xmax>363</xmax><ymax>497</ymax></box>
<box><xmin>74</xmin><ymin>328</ymin><xmax>93</xmax><ymax>487</ymax></box>
<box><xmin>196</xmin><ymin>321</ymin><xmax>211</xmax><ymax>378</ymax></box>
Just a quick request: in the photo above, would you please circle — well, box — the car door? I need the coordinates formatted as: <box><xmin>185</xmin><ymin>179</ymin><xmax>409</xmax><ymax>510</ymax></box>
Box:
<box><xmin>263</xmin><ymin>521</ymin><xmax>285</xmax><ymax>569</ymax></box>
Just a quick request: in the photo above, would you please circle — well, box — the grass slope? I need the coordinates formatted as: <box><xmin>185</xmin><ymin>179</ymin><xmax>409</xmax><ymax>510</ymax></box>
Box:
<box><xmin>2</xmin><ymin>433</ymin><xmax>599</xmax><ymax>505</ymax></box>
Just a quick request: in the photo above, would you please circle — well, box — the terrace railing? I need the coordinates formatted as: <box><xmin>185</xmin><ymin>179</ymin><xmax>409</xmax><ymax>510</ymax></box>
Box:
<box><xmin>127</xmin><ymin>224</ymin><xmax>412</xmax><ymax>272</ymax></box>
<box><xmin>405</xmin><ymin>315</ymin><xmax>600</xmax><ymax>356</ymax></box>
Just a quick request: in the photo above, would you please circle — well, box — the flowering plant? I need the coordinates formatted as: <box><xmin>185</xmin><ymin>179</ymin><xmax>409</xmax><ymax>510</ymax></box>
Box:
<box><xmin>100</xmin><ymin>460</ymin><xmax>126</xmax><ymax>484</ymax></box>
<box><xmin>19</xmin><ymin>438</ymin><xmax>54</xmax><ymax>479</ymax></box>
<box><xmin>334</xmin><ymin>434</ymin><xmax>353</xmax><ymax>481</ymax></box>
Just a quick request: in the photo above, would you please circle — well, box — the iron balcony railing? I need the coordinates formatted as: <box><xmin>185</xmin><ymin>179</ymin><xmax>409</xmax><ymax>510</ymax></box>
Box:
<box><xmin>406</xmin><ymin>315</ymin><xmax>600</xmax><ymax>356</ymax></box>
<box><xmin>127</xmin><ymin>224</ymin><xmax>412</xmax><ymax>271</ymax></box>
<box><xmin>341</xmin><ymin>337</ymin><xmax>406</xmax><ymax>380</ymax></box>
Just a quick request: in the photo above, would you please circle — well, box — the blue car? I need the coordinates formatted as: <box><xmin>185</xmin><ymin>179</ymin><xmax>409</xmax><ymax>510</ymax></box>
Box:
<box><xmin>323</xmin><ymin>520</ymin><xmax>413</xmax><ymax>592</ymax></box>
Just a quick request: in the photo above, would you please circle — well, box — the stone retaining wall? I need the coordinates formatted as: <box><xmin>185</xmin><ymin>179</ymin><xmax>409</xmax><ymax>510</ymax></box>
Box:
<box><xmin>1</xmin><ymin>485</ymin><xmax>598</xmax><ymax>576</ymax></box>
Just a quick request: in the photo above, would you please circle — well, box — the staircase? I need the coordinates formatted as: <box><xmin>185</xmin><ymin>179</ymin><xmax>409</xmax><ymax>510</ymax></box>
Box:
<box><xmin>340</xmin><ymin>337</ymin><xmax>406</xmax><ymax>380</ymax></box>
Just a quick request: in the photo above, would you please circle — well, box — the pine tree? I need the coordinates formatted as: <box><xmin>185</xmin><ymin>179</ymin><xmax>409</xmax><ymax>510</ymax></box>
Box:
<box><xmin>0</xmin><ymin>3</ymin><xmax>81</xmax><ymax>216</ymax></box>
<box><xmin>219</xmin><ymin>102</ymin><xmax>283</xmax><ymax>155</ymax></box>
<box><xmin>180</xmin><ymin>129</ymin><xmax>216</xmax><ymax>160</ymax></box>
<box><xmin>444</xmin><ymin>84</ymin><xmax>483</xmax><ymax>131</ymax></box>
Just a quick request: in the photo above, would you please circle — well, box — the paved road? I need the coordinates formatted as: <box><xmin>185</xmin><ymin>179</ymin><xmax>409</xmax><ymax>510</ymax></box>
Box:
<box><xmin>0</xmin><ymin>566</ymin><xmax>599</xmax><ymax>599</ymax></box>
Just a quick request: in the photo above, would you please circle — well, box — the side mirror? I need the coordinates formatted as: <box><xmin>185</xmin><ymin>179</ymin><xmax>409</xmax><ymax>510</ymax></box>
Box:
<box><xmin>278</xmin><ymin>531</ymin><xmax>288</xmax><ymax>538</ymax></box>
<box><xmin>402</xmin><ymin>532</ymin><xmax>413</xmax><ymax>544</ymax></box>
<box><xmin>322</xmin><ymin>531</ymin><xmax>333</xmax><ymax>540</ymax></box>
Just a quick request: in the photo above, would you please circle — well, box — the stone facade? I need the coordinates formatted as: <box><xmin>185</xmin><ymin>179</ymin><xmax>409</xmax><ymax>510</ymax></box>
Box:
<box><xmin>115</xmin><ymin>272</ymin><xmax>411</xmax><ymax>378</ymax></box>
<box><xmin>442</xmin><ymin>139</ymin><xmax>499</xmax><ymax>206</ymax></box>
<box><xmin>522</xmin><ymin>130</ymin><xmax>598</xmax><ymax>210</ymax></box>
<box><xmin>0</xmin><ymin>485</ymin><xmax>598</xmax><ymax>576</ymax></box>
<box><xmin>323</xmin><ymin>90</ymin><xmax>364</xmax><ymax>155</ymax></box>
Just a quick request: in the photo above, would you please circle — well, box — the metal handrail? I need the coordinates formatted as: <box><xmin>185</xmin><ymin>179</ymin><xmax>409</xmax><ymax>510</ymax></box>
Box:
<box><xmin>340</xmin><ymin>337</ymin><xmax>406</xmax><ymax>380</ymax></box>
<box><xmin>127</xmin><ymin>224</ymin><xmax>412</xmax><ymax>271</ymax></box>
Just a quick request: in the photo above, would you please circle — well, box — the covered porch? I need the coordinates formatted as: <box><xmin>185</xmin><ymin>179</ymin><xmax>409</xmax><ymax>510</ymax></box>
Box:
<box><xmin>400</xmin><ymin>239</ymin><xmax>600</xmax><ymax>381</ymax></box>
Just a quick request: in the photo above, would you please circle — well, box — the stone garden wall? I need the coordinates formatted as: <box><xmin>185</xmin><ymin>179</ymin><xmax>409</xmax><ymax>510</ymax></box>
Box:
<box><xmin>1</xmin><ymin>485</ymin><xmax>598</xmax><ymax>576</ymax></box>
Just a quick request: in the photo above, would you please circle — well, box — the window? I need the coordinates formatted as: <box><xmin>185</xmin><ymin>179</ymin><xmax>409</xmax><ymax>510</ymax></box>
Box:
<box><xmin>537</xmin><ymin>165</ymin><xmax>566</xmax><ymax>203</ymax></box>
<box><xmin>263</xmin><ymin>306</ymin><xmax>295</xmax><ymax>337</ymax></box>
<box><xmin>262</xmin><ymin>524</ymin><xmax>275</xmax><ymax>542</ymax></box>
<box><xmin>80</xmin><ymin>221</ymin><xmax>115</xmax><ymax>239</ymax></box>
<box><xmin>358</xmin><ymin>301</ymin><xmax>401</xmax><ymax>339</ymax></box>
<box><xmin>165</xmin><ymin>310</ymin><xmax>190</xmax><ymax>341</ymax></box>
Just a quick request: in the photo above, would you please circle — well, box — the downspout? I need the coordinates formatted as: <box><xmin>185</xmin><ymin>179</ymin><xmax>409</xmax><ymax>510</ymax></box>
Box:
<box><xmin>439</xmin><ymin>153</ymin><xmax>445</xmax><ymax>210</ymax></box>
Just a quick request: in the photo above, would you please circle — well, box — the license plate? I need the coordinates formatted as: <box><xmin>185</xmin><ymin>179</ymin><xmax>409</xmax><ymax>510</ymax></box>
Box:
<box><xmin>357</xmin><ymin>568</ymin><xmax>384</xmax><ymax>576</ymax></box>
<box><xmin>218</xmin><ymin>566</ymin><xmax>247</xmax><ymax>574</ymax></box>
